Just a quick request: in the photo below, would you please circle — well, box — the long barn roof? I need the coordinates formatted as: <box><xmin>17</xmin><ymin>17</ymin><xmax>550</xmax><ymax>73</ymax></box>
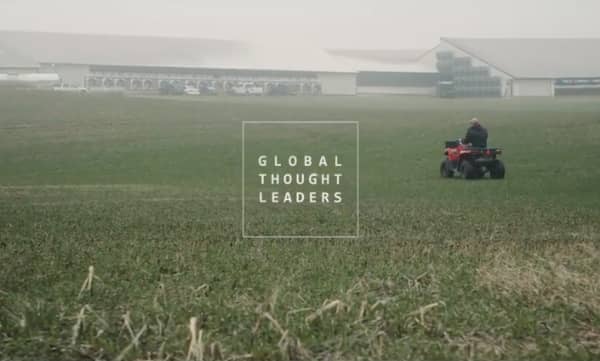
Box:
<box><xmin>0</xmin><ymin>42</ymin><xmax>37</xmax><ymax>68</ymax></box>
<box><xmin>442</xmin><ymin>37</ymin><xmax>600</xmax><ymax>79</ymax></box>
<box><xmin>0</xmin><ymin>30</ymin><xmax>354</xmax><ymax>73</ymax></box>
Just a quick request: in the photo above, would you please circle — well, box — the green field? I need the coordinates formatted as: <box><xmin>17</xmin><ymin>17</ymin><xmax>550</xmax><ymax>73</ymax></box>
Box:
<box><xmin>1</xmin><ymin>90</ymin><xmax>599</xmax><ymax>360</ymax></box>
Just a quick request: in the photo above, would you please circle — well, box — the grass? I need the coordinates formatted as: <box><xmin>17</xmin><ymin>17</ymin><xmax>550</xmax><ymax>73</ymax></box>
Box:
<box><xmin>0</xmin><ymin>90</ymin><xmax>599</xmax><ymax>360</ymax></box>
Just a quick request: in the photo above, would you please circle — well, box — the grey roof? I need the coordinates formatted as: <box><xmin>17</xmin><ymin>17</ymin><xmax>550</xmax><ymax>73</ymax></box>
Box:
<box><xmin>0</xmin><ymin>31</ymin><xmax>354</xmax><ymax>73</ymax></box>
<box><xmin>327</xmin><ymin>49</ymin><xmax>428</xmax><ymax>63</ymax></box>
<box><xmin>443</xmin><ymin>38</ymin><xmax>600</xmax><ymax>78</ymax></box>
<box><xmin>0</xmin><ymin>43</ymin><xmax>37</xmax><ymax>68</ymax></box>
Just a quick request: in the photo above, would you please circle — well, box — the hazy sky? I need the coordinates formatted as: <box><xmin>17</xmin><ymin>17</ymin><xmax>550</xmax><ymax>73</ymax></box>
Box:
<box><xmin>1</xmin><ymin>0</ymin><xmax>600</xmax><ymax>49</ymax></box>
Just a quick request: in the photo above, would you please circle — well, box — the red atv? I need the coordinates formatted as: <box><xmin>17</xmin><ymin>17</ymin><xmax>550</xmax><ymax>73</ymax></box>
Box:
<box><xmin>440</xmin><ymin>139</ymin><xmax>505</xmax><ymax>179</ymax></box>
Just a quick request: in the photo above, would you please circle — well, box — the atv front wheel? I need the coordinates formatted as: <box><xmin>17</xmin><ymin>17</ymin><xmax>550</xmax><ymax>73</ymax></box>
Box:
<box><xmin>440</xmin><ymin>159</ymin><xmax>454</xmax><ymax>178</ymax></box>
<box><xmin>490</xmin><ymin>160</ymin><xmax>506</xmax><ymax>179</ymax></box>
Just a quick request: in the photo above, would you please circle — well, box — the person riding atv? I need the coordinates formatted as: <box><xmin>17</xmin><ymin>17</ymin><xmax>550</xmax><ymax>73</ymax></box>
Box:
<box><xmin>440</xmin><ymin>117</ymin><xmax>505</xmax><ymax>179</ymax></box>
<box><xmin>464</xmin><ymin>118</ymin><xmax>488</xmax><ymax>148</ymax></box>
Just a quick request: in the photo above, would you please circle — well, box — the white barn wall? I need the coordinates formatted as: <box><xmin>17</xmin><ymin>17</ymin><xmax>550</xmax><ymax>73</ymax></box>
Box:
<box><xmin>318</xmin><ymin>73</ymin><xmax>356</xmax><ymax>95</ymax></box>
<box><xmin>40</xmin><ymin>64</ymin><xmax>89</xmax><ymax>87</ymax></box>
<box><xmin>513</xmin><ymin>79</ymin><xmax>554</xmax><ymax>96</ymax></box>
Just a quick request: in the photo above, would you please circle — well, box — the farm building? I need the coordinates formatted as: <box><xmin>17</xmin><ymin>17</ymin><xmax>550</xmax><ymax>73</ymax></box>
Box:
<box><xmin>0</xmin><ymin>31</ymin><xmax>357</xmax><ymax>95</ymax></box>
<box><xmin>0</xmin><ymin>30</ymin><xmax>437</xmax><ymax>96</ymax></box>
<box><xmin>2</xmin><ymin>31</ymin><xmax>599</xmax><ymax>97</ymax></box>
<box><xmin>420</xmin><ymin>38</ymin><xmax>600</xmax><ymax>97</ymax></box>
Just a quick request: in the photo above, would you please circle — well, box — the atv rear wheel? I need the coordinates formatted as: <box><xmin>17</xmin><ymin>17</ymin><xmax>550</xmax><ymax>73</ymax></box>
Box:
<box><xmin>461</xmin><ymin>161</ymin><xmax>480</xmax><ymax>180</ymax></box>
<box><xmin>490</xmin><ymin>160</ymin><xmax>505</xmax><ymax>179</ymax></box>
<box><xmin>440</xmin><ymin>159</ymin><xmax>454</xmax><ymax>178</ymax></box>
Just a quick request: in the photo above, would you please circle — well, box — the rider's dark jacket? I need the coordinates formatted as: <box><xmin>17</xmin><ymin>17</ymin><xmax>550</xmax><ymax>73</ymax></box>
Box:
<box><xmin>464</xmin><ymin>125</ymin><xmax>488</xmax><ymax>148</ymax></box>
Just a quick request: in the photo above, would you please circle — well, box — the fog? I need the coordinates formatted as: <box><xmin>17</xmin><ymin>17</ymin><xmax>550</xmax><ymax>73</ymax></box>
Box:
<box><xmin>1</xmin><ymin>0</ymin><xmax>600</xmax><ymax>49</ymax></box>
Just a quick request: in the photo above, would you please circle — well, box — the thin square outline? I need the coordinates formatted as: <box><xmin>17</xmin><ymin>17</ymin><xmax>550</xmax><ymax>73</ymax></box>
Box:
<box><xmin>242</xmin><ymin>120</ymin><xmax>359</xmax><ymax>239</ymax></box>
